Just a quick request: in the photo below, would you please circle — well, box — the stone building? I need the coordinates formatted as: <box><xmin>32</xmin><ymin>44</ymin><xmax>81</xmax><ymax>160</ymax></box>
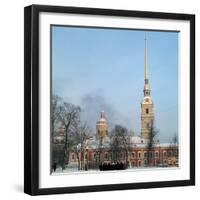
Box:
<box><xmin>68</xmin><ymin>135</ymin><xmax>178</xmax><ymax>169</ymax></box>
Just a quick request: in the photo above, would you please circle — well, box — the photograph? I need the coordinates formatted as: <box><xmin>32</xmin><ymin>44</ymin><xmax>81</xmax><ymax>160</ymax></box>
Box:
<box><xmin>51</xmin><ymin>26</ymin><xmax>179</xmax><ymax>174</ymax></box>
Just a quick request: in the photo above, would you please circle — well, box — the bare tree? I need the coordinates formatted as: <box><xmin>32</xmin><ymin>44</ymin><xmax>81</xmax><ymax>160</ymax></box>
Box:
<box><xmin>171</xmin><ymin>132</ymin><xmax>178</xmax><ymax>146</ymax></box>
<box><xmin>97</xmin><ymin>135</ymin><xmax>103</xmax><ymax>166</ymax></box>
<box><xmin>72</xmin><ymin>121</ymin><xmax>91</xmax><ymax>170</ymax></box>
<box><xmin>59</xmin><ymin>102</ymin><xmax>81</xmax><ymax>169</ymax></box>
<box><xmin>146</xmin><ymin>120</ymin><xmax>158</xmax><ymax>166</ymax></box>
<box><xmin>110</xmin><ymin>125</ymin><xmax>129</xmax><ymax>165</ymax></box>
<box><xmin>51</xmin><ymin>95</ymin><xmax>62</xmax><ymax>172</ymax></box>
<box><xmin>52</xmin><ymin>95</ymin><xmax>61</xmax><ymax>134</ymax></box>
<box><xmin>170</xmin><ymin>132</ymin><xmax>178</xmax><ymax>165</ymax></box>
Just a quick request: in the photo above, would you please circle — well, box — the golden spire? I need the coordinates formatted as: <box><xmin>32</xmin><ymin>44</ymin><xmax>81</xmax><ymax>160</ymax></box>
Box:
<box><xmin>145</xmin><ymin>32</ymin><xmax>148</xmax><ymax>83</ymax></box>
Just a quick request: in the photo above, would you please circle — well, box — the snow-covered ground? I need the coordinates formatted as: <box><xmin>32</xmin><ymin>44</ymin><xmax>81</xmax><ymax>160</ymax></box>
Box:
<box><xmin>51</xmin><ymin>166</ymin><xmax>179</xmax><ymax>175</ymax></box>
<box><xmin>52</xmin><ymin>167</ymin><xmax>99</xmax><ymax>175</ymax></box>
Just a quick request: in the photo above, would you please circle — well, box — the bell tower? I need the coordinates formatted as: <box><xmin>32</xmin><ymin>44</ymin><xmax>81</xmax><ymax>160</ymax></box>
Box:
<box><xmin>141</xmin><ymin>34</ymin><xmax>154</xmax><ymax>140</ymax></box>
<box><xmin>96</xmin><ymin>111</ymin><xmax>108</xmax><ymax>140</ymax></box>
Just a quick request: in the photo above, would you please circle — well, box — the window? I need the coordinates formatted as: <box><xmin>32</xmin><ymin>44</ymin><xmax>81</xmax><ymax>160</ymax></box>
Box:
<box><xmin>149</xmin><ymin>151</ymin><xmax>153</xmax><ymax>158</ymax></box>
<box><xmin>138</xmin><ymin>160</ymin><xmax>141</xmax><ymax>166</ymax></box>
<box><xmin>72</xmin><ymin>154</ymin><xmax>75</xmax><ymax>160</ymax></box>
<box><xmin>138</xmin><ymin>152</ymin><xmax>141</xmax><ymax>158</ymax></box>
<box><xmin>155</xmin><ymin>151</ymin><xmax>159</xmax><ymax>158</ymax></box>
<box><xmin>144</xmin><ymin>152</ymin><xmax>147</xmax><ymax>158</ymax></box>
<box><xmin>146</xmin><ymin>123</ymin><xmax>150</xmax><ymax>128</ymax></box>
<box><xmin>163</xmin><ymin>151</ymin><xmax>167</xmax><ymax>157</ymax></box>
<box><xmin>132</xmin><ymin>152</ymin><xmax>135</xmax><ymax>158</ymax></box>
<box><xmin>146</xmin><ymin>108</ymin><xmax>149</xmax><ymax>114</ymax></box>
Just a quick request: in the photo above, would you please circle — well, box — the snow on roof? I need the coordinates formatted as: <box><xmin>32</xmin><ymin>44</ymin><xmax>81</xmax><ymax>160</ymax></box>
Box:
<box><xmin>130</xmin><ymin>136</ymin><xmax>142</xmax><ymax>143</ymax></box>
<box><xmin>129</xmin><ymin>142</ymin><xmax>177</xmax><ymax>148</ymax></box>
<box><xmin>75</xmin><ymin>135</ymin><xmax>177</xmax><ymax>150</ymax></box>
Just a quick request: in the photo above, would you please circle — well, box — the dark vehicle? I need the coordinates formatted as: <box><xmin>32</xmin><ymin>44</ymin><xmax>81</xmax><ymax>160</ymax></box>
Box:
<box><xmin>99</xmin><ymin>162</ymin><xmax>127</xmax><ymax>171</ymax></box>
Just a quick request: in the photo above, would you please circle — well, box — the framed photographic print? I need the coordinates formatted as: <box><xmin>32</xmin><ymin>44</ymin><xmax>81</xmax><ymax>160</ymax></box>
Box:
<box><xmin>24</xmin><ymin>4</ymin><xmax>195</xmax><ymax>195</ymax></box>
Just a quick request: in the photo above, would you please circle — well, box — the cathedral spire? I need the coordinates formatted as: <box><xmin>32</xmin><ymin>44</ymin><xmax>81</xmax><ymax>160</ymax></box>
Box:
<box><xmin>145</xmin><ymin>33</ymin><xmax>148</xmax><ymax>83</ymax></box>
<box><xmin>141</xmin><ymin>32</ymin><xmax>154</xmax><ymax>140</ymax></box>
<box><xmin>143</xmin><ymin>32</ymin><xmax>150</xmax><ymax>96</ymax></box>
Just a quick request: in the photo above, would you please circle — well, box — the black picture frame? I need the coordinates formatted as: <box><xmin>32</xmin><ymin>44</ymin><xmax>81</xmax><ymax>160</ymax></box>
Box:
<box><xmin>24</xmin><ymin>4</ymin><xmax>195</xmax><ymax>196</ymax></box>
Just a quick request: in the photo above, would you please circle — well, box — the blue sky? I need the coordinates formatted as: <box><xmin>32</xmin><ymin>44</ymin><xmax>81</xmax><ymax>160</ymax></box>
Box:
<box><xmin>52</xmin><ymin>26</ymin><xmax>178</xmax><ymax>142</ymax></box>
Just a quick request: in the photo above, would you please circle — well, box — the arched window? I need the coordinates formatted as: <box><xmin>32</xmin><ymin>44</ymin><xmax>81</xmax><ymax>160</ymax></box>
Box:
<box><xmin>146</xmin><ymin>108</ymin><xmax>149</xmax><ymax>114</ymax></box>
<box><xmin>138</xmin><ymin>160</ymin><xmax>142</xmax><ymax>167</ymax></box>
<box><xmin>155</xmin><ymin>151</ymin><xmax>159</xmax><ymax>158</ymax></box>
<box><xmin>132</xmin><ymin>152</ymin><xmax>135</xmax><ymax>158</ymax></box>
